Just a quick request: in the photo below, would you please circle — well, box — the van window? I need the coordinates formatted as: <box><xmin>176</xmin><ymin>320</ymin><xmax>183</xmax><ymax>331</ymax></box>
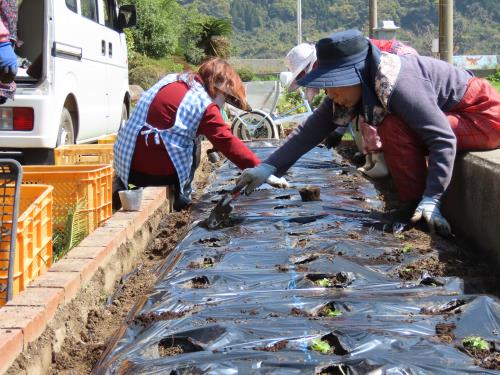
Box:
<box><xmin>81</xmin><ymin>0</ymin><xmax>98</xmax><ymax>21</ymax></box>
<box><xmin>65</xmin><ymin>0</ymin><xmax>77</xmax><ymax>12</ymax></box>
<box><xmin>103</xmin><ymin>0</ymin><xmax>116</xmax><ymax>29</ymax></box>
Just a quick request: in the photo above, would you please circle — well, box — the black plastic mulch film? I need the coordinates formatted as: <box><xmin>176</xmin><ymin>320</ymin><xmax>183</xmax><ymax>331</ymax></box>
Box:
<box><xmin>95</xmin><ymin>143</ymin><xmax>500</xmax><ymax>374</ymax></box>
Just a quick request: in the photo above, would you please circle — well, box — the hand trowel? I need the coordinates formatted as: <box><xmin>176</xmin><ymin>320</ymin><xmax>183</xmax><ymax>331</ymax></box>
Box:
<box><xmin>206</xmin><ymin>185</ymin><xmax>243</xmax><ymax>229</ymax></box>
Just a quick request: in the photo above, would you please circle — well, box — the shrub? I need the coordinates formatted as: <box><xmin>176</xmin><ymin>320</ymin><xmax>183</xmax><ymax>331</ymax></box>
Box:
<box><xmin>277</xmin><ymin>90</ymin><xmax>307</xmax><ymax>115</ymax></box>
<box><xmin>128</xmin><ymin>54</ymin><xmax>186</xmax><ymax>89</ymax></box>
<box><xmin>184</xmin><ymin>44</ymin><xmax>206</xmax><ymax>66</ymax></box>
<box><xmin>487</xmin><ymin>70</ymin><xmax>500</xmax><ymax>82</ymax></box>
<box><xmin>129</xmin><ymin>65</ymin><xmax>161</xmax><ymax>89</ymax></box>
<box><xmin>237</xmin><ymin>68</ymin><xmax>254</xmax><ymax>82</ymax></box>
<box><xmin>310</xmin><ymin>90</ymin><xmax>326</xmax><ymax>109</ymax></box>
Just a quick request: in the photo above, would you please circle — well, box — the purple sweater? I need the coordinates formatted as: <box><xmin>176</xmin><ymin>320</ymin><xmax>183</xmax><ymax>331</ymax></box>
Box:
<box><xmin>266</xmin><ymin>55</ymin><xmax>473</xmax><ymax>200</ymax></box>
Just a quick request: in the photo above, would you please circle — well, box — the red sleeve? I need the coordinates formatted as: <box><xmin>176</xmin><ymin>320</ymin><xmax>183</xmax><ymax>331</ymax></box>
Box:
<box><xmin>198</xmin><ymin>104</ymin><xmax>260</xmax><ymax>169</ymax></box>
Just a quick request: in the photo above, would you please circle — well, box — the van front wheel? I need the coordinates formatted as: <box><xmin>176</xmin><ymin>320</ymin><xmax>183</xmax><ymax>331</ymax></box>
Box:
<box><xmin>57</xmin><ymin>107</ymin><xmax>75</xmax><ymax>146</ymax></box>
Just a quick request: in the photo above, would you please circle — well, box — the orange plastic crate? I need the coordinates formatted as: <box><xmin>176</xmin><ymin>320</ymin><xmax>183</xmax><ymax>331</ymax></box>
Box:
<box><xmin>0</xmin><ymin>185</ymin><xmax>53</xmax><ymax>305</ymax></box>
<box><xmin>54</xmin><ymin>144</ymin><xmax>114</xmax><ymax>166</ymax></box>
<box><xmin>22</xmin><ymin>165</ymin><xmax>113</xmax><ymax>233</ymax></box>
<box><xmin>97</xmin><ymin>134</ymin><xmax>117</xmax><ymax>144</ymax></box>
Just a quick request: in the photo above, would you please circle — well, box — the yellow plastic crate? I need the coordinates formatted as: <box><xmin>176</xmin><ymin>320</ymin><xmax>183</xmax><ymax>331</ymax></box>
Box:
<box><xmin>22</xmin><ymin>164</ymin><xmax>113</xmax><ymax>233</ymax></box>
<box><xmin>97</xmin><ymin>133</ymin><xmax>117</xmax><ymax>144</ymax></box>
<box><xmin>0</xmin><ymin>185</ymin><xmax>53</xmax><ymax>305</ymax></box>
<box><xmin>54</xmin><ymin>144</ymin><xmax>114</xmax><ymax>166</ymax></box>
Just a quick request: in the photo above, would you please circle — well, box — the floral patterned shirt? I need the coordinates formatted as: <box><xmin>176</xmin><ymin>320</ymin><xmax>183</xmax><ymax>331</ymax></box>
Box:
<box><xmin>331</xmin><ymin>52</ymin><xmax>401</xmax><ymax>129</ymax></box>
<box><xmin>0</xmin><ymin>0</ymin><xmax>17</xmax><ymax>42</ymax></box>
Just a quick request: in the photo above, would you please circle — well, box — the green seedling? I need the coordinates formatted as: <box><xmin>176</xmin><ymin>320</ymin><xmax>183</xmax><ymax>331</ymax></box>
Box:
<box><xmin>310</xmin><ymin>338</ymin><xmax>331</xmax><ymax>354</ymax></box>
<box><xmin>463</xmin><ymin>336</ymin><xmax>489</xmax><ymax>351</ymax></box>
<box><xmin>401</xmin><ymin>244</ymin><xmax>413</xmax><ymax>253</ymax></box>
<box><xmin>324</xmin><ymin>307</ymin><xmax>342</xmax><ymax>317</ymax></box>
<box><xmin>128</xmin><ymin>183</ymin><xmax>137</xmax><ymax>190</ymax></box>
<box><xmin>316</xmin><ymin>278</ymin><xmax>332</xmax><ymax>288</ymax></box>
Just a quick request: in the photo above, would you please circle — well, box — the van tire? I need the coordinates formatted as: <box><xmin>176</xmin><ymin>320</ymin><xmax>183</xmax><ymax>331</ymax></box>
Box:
<box><xmin>57</xmin><ymin>107</ymin><xmax>75</xmax><ymax>146</ymax></box>
<box><xmin>120</xmin><ymin>103</ymin><xmax>128</xmax><ymax>130</ymax></box>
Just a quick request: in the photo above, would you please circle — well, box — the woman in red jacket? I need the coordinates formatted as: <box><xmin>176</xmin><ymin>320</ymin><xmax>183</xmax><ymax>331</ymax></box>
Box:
<box><xmin>114</xmin><ymin>58</ymin><xmax>286</xmax><ymax>211</ymax></box>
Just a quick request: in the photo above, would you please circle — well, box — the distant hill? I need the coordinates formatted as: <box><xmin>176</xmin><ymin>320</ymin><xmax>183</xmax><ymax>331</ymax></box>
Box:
<box><xmin>178</xmin><ymin>0</ymin><xmax>500</xmax><ymax>58</ymax></box>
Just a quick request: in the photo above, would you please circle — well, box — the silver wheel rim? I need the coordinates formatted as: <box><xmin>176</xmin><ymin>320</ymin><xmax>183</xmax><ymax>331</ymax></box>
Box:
<box><xmin>59</xmin><ymin>111</ymin><xmax>74</xmax><ymax>145</ymax></box>
<box><xmin>120</xmin><ymin>104</ymin><xmax>128</xmax><ymax>130</ymax></box>
<box><xmin>237</xmin><ymin>113</ymin><xmax>273</xmax><ymax>140</ymax></box>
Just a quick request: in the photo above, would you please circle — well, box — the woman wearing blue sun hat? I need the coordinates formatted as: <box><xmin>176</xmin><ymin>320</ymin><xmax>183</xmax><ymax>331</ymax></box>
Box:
<box><xmin>235</xmin><ymin>29</ymin><xmax>500</xmax><ymax>237</ymax></box>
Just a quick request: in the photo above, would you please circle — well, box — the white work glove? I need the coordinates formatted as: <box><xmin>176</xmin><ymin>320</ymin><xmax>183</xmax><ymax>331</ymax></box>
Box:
<box><xmin>266</xmin><ymin>174</ymin><xmax>289</xmax><ymax>189</ymax></box>
<box><xmin>235</xmin><ymin>163</ymin><xmax>276</xmax><ymax>195</ymax></box>
<box><xmin>411</xmin><ymin>196</ymin><xmax>452</xmax><ymax>237</ymax></box>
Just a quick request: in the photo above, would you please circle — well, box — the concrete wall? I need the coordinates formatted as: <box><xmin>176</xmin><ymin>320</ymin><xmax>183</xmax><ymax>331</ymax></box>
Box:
<box><xmin>229</xmin><ymin>58</ymin><xmax>286</xmax><ymax>74</ymax></box>
<box><xmin>442</xmin><ymin>150</ymin><xmax>500</xmax><ymax>264</ymax></box>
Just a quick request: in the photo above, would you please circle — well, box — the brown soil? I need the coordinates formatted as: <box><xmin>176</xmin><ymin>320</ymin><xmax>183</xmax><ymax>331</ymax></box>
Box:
<box><xmin>295</xmin><ymin>264</ymin><xmax>310</xmax><ymax>272</ymax></box>
<box><xmin>159</xmin><ymin>345</ymin><xmax>184</xmax><ymax>357</ymax></box>
<box><xmin>196</xmin><ymin>237</ymin><xmax>224</xmax><ymax>247</ymax></box>
<box><xmin>435</xmin><ymin>322</ymin><xmax>456</xmax><ymax>343</ymax></box>
<box><xmin>255</xmin><ymin>340</ymin><xmax>288</xmax><ymax>352</ymax></box>
<box><xmin>12</xmin><ymin>143</ymin><xmax>499</xmax><ymax>373</ymax></box>
<box><xmin>188</xmin><ymin>257</ymin><xmax>215</xmax><ymax>269</ymax></box>
<box><xmin>188</xmin><ymin>276</ymin><xmax>210</xmax><ymax>289</ymax></box>
<box><xmin>275</xmin><ymin>264</ymin><xmax>289</xmax><ymax>272</ymax></box>
<box><xmin>291</xmin><ymin>307</ymin><xmax>308</xmax><ymax>317</ymax></box>
<box><xmin>299</xmin><ymin>186</ymin><xmax>321</xmax><ymax>201</ymax></box>
<box><xmin>306</xmin><ymin>272</ymin><xmax>354</xmax><ymax>288</ymax></box>
<box><xmin>388</xmin><ymin>228</ymin><xmax>500</xmax><ymax>297</ymax></box>
<box><xmin>134</xmin><ymin>310</ymin><xmax>186</xmax><ymax>326</ymax></box>
<box><xmin>293</xmin><ymin>238</ymin><xmax>310</xmax><ymax>248</ymax></box>
<box><xmin>420</xmin><ymin>299</ymin><xmax>466</xmax><ymax>315</ymax></box>
<box><xmin>46</xmin><ymin>210</ymin><xmax>192</xmax><ymax>374</ymax></box>
<box><xmin>35</xmin><ymin>145</ymin><xmax>216</xmax><ymax>374</ymax></box>
<box><xmin>462</xmin><ymin>348</ymin><xmax>500</xmax><ymax>370</ymax></box>
<box><xmin>397</xmin><ymin>255</ymin><xmax>445</xmax><ymax>280</ymax></box>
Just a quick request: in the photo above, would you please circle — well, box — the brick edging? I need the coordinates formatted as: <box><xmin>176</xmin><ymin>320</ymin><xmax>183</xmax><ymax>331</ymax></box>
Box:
<box><xmin>0</xmin><ymin>187</ymin><xmax>168</xmax><ymax>375</ymax></box>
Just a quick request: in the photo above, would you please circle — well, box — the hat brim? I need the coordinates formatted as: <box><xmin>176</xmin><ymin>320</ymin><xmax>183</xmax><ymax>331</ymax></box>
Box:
<box><xmin>286</xmin><ymin>51</ymin><xmax>316</xmax><ymax>92</ymax></box>
<box><xmin>296</xmin><ymin>46</ymin><xmax>368</xmax><ymax>88</ymax></box>
<box><xmin>297</xmin><ymin>65</ymin><xmax>361</xmax><ymax>88</ymax></box>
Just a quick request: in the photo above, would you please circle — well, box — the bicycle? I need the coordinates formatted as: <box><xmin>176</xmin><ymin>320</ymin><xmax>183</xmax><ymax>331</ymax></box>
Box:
<box><xmin>227</xmin><ymin>72</ymin><xmax>313</xmax><ymax>141</ymax></box>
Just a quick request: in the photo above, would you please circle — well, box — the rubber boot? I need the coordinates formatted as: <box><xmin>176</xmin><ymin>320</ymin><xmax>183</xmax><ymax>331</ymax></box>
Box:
<box><xmin>357</xmin><ymin>153</ymin><xmax>373</xmax><ymax>173</ymax></box>
<box><xmin>363</xmin><ymin>152</ymin><xmax>389</xmax><ymax>179</ymax></box>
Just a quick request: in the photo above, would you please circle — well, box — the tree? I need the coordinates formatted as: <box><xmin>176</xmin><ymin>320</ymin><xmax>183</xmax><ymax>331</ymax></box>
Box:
<box><xmin>199</xmin><ymin>18</ymin><xmax>233</xmax><ymax>58</ymax></box>
<box><xmin>126</xmin><ymin>0</ymin><xmax>183</xmax><ymax>58</ymax></box>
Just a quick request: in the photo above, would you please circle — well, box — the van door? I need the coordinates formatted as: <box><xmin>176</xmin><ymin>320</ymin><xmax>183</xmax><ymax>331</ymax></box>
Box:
<box><xmin>99</xmin><ymin>0</ymin><xmax>128</xmax><ymax>133</ymax></box>
<box><xmin>53</xmin><ymin>0</ymin><xmax>108</xmax><ymax>141</ymax></box>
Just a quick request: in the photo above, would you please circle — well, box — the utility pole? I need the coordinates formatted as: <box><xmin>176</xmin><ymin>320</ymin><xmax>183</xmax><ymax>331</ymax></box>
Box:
<box><xmin>297</xmin><ymin>0</ymin><xmax>302</xmax><ymax>44</ymax></box>
<box><xmin>369</xmin><ymin>0</ymin><xmax>377</xmax><ymax>38</ymax></box>
<box><xmin>439</xmin><ymin>0</ymin><xmax>453</xmax><ymax>63</ymax></box>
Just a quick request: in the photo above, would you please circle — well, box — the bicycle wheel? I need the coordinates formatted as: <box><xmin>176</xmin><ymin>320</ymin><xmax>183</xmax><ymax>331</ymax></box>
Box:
<box><xmin>231</xmin><ymin>111</ymin><xmax>277</xmax><ymax>140</ymax></box>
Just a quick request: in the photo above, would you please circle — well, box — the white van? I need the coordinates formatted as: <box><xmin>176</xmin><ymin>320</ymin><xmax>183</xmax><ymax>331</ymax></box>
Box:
<box><xmin>0</xmin><ymin>0</ymin><xmax>136</xmax><ymax>164</ymax></box>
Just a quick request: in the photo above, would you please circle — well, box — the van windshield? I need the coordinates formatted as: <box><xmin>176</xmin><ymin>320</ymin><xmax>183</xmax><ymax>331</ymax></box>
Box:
<box><xmin>15</xmin><ymin>0</ymin><xmax>44</xmax><ymax>84</ymax></box>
